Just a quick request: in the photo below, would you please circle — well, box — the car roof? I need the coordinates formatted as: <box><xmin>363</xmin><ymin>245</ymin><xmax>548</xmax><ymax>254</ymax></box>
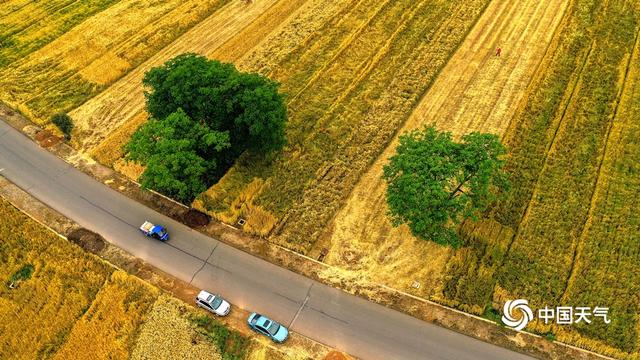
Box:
<box><xmin>197</xmin><ymin>290</ymin><xmax>214</xmax><ymax>301</ymax></box>
<box><xmin>256</xmin><ymin>315</ymin><xmax>274</xmax><ymax>327</ymax></box>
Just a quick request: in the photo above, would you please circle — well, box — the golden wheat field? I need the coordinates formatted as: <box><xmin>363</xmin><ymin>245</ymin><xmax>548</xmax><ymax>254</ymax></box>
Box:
<box><xmin>1</xmin><ymin>0</ymin><xmax>639</xmax><ymax>357</ymax></box>
<box><xmin>0</xmin><ymin>199</ymin><xmax>251</xmax><ymax>359</ymax></box>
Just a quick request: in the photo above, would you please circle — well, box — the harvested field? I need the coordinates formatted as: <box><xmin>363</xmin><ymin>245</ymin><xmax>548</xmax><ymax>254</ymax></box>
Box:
<box><xmin>0</xmin><ymin>0</ymin><xmax>230</xmax><ymax>123</ymax></box>
<box><xmin>0</xmin><ymin>0</ymin><xmax>120</xmax><ymax>68</ymax></box>
<box><xmin>69</xmin><ymin>0</ymin><xmax>283</xmax><ymax>152</ymax></box>
<box><xmin>197</xmin><ymin>0</ymin><xmax>492</xmax><ymax>250</ymax></box>
<box><xmin>320</xmin><ymin>0</ymin><xmax>569</xmax><ymax>298</ymax></box>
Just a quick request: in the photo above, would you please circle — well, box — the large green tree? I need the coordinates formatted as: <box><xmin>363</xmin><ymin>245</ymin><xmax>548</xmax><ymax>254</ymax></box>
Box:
<box><xmin>382</xmin><ymin>126</ymin><xmax>509</xmax><ymax>247</ymax></box>
<box><xmin>143</xmin><ymin>53</ymin><xmax>286</xmax><ymax>155</ymax></box>
<box><xmin>125</xmin><ymin>54</ymin><xmax>287</xmax><ymax>202</ymax></box>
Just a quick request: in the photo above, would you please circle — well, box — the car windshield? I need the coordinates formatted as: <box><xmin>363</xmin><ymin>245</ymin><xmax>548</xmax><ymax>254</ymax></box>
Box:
<box><xmin>211</xmin><ymin>296</ymin><xmax>223</xmax><ymax>309</ymax></box>
<box><xmin>267</xmin><ymin>321</ymin><xmax>280</xmax><ymax>336</ymax></box>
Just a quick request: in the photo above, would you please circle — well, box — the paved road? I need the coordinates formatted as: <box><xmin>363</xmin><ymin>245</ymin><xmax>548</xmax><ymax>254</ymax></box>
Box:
<box><xmin>0</xmin><ymin>120</ymin><xmax>534</xmax><ymax>360</ymax></box>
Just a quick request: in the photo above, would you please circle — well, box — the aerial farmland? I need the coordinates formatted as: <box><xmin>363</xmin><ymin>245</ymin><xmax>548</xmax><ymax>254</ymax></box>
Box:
<box><xmin>0</xmin><ymin>0</ymin><xmax>639</xmax><ymax>359</ymax></box>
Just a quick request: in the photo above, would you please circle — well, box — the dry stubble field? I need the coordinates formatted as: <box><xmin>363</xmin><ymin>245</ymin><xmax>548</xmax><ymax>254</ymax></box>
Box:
<box><xmin>321</xmin><ymin>0</ymin><xmax>569</xmax><ymax>302</ymax></box>
<box><xmin>1</xmin><ymin>0</ymin><xmax>639</xmax><ymax>357</ymax></box>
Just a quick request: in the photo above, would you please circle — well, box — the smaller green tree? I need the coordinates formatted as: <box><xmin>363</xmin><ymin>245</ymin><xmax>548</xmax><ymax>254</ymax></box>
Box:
<box><xmin>383</xmin><ymin>126</ymin><xmax>509</xmax><ymax>247</ymax></box>
<box><xmin>51</xmin><ymin>113</ymin><xmax>73</xmax><ymax>139</ymax></box>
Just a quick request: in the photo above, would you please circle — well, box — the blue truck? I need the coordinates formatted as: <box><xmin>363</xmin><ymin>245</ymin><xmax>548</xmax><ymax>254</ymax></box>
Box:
<box><xmin>139</xmin><ymin>221</ymin><xmax>169</xmax><ymax>241</ymax></box>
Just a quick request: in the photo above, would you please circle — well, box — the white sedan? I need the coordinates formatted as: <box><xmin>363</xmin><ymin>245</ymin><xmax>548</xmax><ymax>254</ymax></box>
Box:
<box><xmin>195</xmin><ymin>290</ymin><xmax>231</xmax><ymax>316</ymax></box>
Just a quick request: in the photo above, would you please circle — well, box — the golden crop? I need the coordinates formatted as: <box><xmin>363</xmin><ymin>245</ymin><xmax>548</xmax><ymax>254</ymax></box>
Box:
<box><xmin>131</xmin><ymin>295</ymin><xmax>222</xmax><ymax>360</ymax></box>
<box><xmin>0</xmin><ymin>200</ymin><xmax>247</xmax><ymax>358</ymax></box>
<box><xmin>0</xmin><ymin>200</ymin><xmax>112</xmax><ymax>358</ymax></box>
<box><xmin>0</xmin><ymin>0</ymin><xmax>229</xmax><ymax>124</ymax></box>
<box><xmin>52</xmin><ymin>271</ymin><xmax>160</xmax><ymax>360</ymax></box>
<box><xmin>1</xmin><ymin>0</ymin><xmax>639</xmax><ymax>356</ymax></box>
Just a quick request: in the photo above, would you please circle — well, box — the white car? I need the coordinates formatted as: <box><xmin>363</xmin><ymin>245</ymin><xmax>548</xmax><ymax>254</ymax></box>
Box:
<box><xmin>195</xmin><ymin>290</ymin><xmax>231</xmax><ymax>316</ymax></box>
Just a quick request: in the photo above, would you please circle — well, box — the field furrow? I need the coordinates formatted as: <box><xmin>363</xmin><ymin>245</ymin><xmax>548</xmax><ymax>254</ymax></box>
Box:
<box><xmin>69</xmin><ymin>0</ymin><xmax>282</xmax><ymax>151</ymax></box>
<box><xmin>317</xmin><ymin>0</ymin><xmax>568</xmax><ymax>297</ymax></box>
<box><xmin>210</xmin><ymin>0</ymin><xmax>309</xmax><ymax>63</ymax></box>
<box><xmin>235</xmin><ymin>0</ymin><xmax>360</xmax><ymax>76</ymax></box>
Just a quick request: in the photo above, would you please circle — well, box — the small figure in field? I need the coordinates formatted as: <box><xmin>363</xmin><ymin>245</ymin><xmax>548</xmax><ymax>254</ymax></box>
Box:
<box><xmin>242</xmin><ymin>0</ymin><xmax>253</xmax><ymax>4</ymax></box>
<box><xmin>495</xmin><ymin>47</ymin><xmax>502</xmax><ymax>57</ymax></box>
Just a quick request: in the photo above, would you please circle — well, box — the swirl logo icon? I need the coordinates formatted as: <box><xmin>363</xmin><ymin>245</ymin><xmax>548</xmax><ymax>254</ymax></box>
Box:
<box><xmin>502</xmin><ymin>299</ymin><xmax>534</xmax><ymax>331</ymax></box>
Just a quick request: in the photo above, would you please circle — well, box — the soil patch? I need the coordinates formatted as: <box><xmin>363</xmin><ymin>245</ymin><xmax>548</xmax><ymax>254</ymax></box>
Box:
<box><xmin>67</xmin><ymin>228</ymin><xmax>106</xmax><ymax>253</ymax></box>
<box><xmin>323</xmin><ymin>351</ymin><xmax>351</xmax><ymax>360</ymax></box>
<box><xmin>34</xmin><ymin>130</ymin><xmax>62</xmax><ymax>148</ymax></box>
<box><xmin>183</xmin><ymin>208</ymin><xmax>210</xmax><ymax>228</ymax></box>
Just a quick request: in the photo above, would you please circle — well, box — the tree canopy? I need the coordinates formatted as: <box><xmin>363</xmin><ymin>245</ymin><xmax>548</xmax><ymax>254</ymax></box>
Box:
<box><xmin>125</xmin><ymin>54</ymin><xmax>287</xmax><ymax>202</ymax></box>
<box><xmin>382</xmin><ymin>126</ymin><xmax>510</xmax><ymax>247</ymax></box>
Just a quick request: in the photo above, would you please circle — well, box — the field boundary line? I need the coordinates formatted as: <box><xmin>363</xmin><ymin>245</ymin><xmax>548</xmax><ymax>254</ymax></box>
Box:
<box><xmin>0</xmin><ymin>175</ymin><xmax>70</xmax><ymax>242</ymax></box>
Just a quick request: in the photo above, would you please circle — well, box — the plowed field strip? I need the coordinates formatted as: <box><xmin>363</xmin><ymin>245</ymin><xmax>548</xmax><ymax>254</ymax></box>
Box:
<box><xmin>322</xmin><ymin>0</ymin><xmax>569</xmax><ymax>297</ymax></box>
<box><xmin>269</xmin><ymin>0</ymin><xmax>384</xmax><ymax>97</ymax></box>
<box><xmin>234</xmin><ymin>0</ymin><xmax>354</xmax><ymax>74</ymax></box>
<box><xmin>210</xmin><ymin>0</ymin><xmax>308</xmax><ymax>63</ymax></box>
<box><xmin>285</xmin><ymin>0</ymin><xmax>392</xmax><ymax>104</ymax></box>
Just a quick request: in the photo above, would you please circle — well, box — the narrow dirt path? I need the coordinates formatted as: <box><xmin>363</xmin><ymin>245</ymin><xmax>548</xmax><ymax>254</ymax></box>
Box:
<box><xmin>322</xmin><ymin>0</ymin><xmax>569</xmax><ymax>297</ymax></box>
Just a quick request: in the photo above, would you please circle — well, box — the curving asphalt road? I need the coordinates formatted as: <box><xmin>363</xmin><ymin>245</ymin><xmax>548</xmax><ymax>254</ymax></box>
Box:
<box><xmin>0</xmin><ymin>119</ymin><xmax>534</xmax><ymax>360</ymax></box>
